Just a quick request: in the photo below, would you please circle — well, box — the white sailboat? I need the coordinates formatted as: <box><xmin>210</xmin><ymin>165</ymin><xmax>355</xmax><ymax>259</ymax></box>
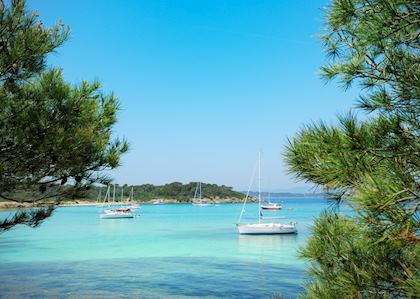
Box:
<box><xmin>100</xmin><ymin>185</ymin><xmax>134</xmax><ymax>219</ymax></box>
<box><xmin>192</xmin><ymin>182</ymin><xmax>212</xmax><ymax>206</ymax></box>
<box><xmin>261</xmin><ymin>193</ymin><xmax>283</xmax><ymax>210</ymax></box>
<box><xmin>236</xmin><ymin>152</ymin><xmax>297</xmax><ymax>235</ymax></box>
<box><xmin>95</xmin><ymin>188</ymin><xmax>103</xmax><ymax>208</ymax></box>
<box><xmin>122</xmin><ymin>187</ymin><xmax>141</xmax><ymax>210</ymax></box>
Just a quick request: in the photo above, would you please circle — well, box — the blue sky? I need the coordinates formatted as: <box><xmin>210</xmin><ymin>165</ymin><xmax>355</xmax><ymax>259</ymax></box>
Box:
<box><xmin>28</xmin><ymin>0</ymin><xmax>358</xmax><ymax>192</ymax></box>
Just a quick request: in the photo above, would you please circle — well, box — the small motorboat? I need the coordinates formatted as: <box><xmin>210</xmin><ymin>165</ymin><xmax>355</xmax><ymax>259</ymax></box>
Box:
<box><xmin>192</xmin><ymin>202</ymin><xmax>212</xmax><ymax>206</ymax></box>
<box><xmin>260</xmin><ymin>202</ymin><xmax>282</xmax><ymax>210</ymax></box>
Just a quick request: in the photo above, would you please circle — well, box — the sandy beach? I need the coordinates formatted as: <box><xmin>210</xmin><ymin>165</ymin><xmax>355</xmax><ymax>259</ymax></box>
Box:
<box><xmin>0</xmin><ymin>197</ymin><xmax>252</xmax><ymax>210</ymax></box>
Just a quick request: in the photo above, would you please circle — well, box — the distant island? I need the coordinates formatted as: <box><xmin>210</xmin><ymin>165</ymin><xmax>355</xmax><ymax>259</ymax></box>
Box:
<box><xmin>0</xmin><ymin>182</ymin><xmax>326</xmax><ymax>209</ymax></box>
<box><xmin>0</xmin><ymin>182</ymin><xmax>247</xmax><ymax>209</ymax></box>
<box><xmin>93</xmin><ymin>182</ymin><xmax>245</xmax><ymax>203</ymax></box>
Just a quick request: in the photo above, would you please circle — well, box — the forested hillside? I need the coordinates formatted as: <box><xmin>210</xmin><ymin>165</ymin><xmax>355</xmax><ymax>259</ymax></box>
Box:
<box><xmin>2</xmin><ymin>182</ymin><xmax>245</xmax><ymax>203</ymax></box>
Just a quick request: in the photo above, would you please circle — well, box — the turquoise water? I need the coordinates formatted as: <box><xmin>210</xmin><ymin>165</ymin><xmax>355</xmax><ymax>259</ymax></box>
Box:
<box><xmin>0</xmin><ymin>198</ymin><xmax>333</xmax><ymax>298</ymax></box>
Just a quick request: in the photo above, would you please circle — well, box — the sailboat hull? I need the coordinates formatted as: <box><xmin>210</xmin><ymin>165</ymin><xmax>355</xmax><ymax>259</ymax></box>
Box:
<box><xmin>192</xmin><ymin>202</ymin><xmax>212</xmax><ymax>206</ymax></box>
<box><xmin>100</xmin><ymin>209</ymin><xmax>134</xmax><ymax>219</ymax></box>
<box><xmin>236</xmin><ymin>223</ymin><xmax>297</xmax><ymax>235</ymax></box>
<box><xmin>260</xmin><ymin>206</ymin><xmax>282</xmax><ymax>210</ymax></box>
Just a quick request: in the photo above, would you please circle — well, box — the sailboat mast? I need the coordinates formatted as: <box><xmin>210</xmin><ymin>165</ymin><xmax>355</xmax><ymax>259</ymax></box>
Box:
<box><xmin>193</xmin><ymin>182</ymin><xmax>198</xmax><ymax>201</ymax></box>
<box><xmin>237</xmin><ymin>157</ymin><xmax>258</xmax><ymax>224</ymax></box>
<box><xmin>199</xmin><ymin>182</ymin><xmax>202</xmax><ymax>200</ymax></box>
<box><xmin>258</xmin><ymin>151</ymin><xmax>261</xmax><ymax>223</ymax></box>
<box><xmin>121</xmin><ymin>186</ymin><xmax>123</xmax><ymax>202</ymax></box>
<box><xmin>97</xmin><ymin>188</ymin><xmax>102</xmax><ymax>202</ymax></box>
<box><xmin>113</xmin><ymin>184</ymin><xmax>116</xmax><ymax>203</ymax></box>
<box><xmin>102</xmin><ymin>185</ymin><xmax>111</xmax><ymax>209</ymax></box>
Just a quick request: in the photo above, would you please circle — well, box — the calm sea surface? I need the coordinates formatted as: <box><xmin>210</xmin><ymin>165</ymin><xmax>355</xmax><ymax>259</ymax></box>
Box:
<box><xmin>0</xmin><ymin>197</ymin><xmax>336</xmax><ymax>298</ymax></box>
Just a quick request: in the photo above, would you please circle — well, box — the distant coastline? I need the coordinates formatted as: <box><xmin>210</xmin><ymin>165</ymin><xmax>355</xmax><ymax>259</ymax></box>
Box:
<box><xmin>0</xmin><ymin>197</ymin><xmax>254</xmax><ymax>210</ymax></box>
<box><xmin>0</xmin><ymin>183</ymin><xmax>325</xmax><ymax>211</ymax></box>
<box><xmin>0</xmin><ymin>192</ymin><xmax>327</xmax><ymax>210</ymax></box>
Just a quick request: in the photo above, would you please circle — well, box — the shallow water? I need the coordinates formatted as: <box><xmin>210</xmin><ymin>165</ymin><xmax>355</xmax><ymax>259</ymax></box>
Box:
<box><xmin>0</xmin><ymin>197</ymin><xmax>333</xmax><ymax>298</ymax></box>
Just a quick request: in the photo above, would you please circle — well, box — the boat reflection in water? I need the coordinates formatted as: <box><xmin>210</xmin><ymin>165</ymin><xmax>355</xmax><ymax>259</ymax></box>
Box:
<box><xmin>237</xmin><ymin>234</ymin><xmax>298</xmax><ymax>259</ymax></box>
<box><xmin>238</xmin><ymin>234</ymin><xmax>298</xmax><ymax>247</ymax></box>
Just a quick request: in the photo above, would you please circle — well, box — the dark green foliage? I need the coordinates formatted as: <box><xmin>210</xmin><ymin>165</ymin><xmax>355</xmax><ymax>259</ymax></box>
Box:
<box><xmin>300</xmin><ymin>212</ymin><xmax>419</xmax><ymax>298</ymax></box>
<box><xmin>1</xmin><ymin>182</ymin><xmax>243</xmax><ymax>203</ymax></box>
<box><xmin>1</xmin><ymin>69</ymin><xmax>128</xmax><ymax>196</ymax></box>
<box><xmin>0</xmin><ymin>1</ymin><xmax>128</xmax><ymax>230</ymax></box>
<box><xmin>133</xmin><ymin>182</ymin><xmax>243</xmax><ymax>201</ymax></box>
<box><xmin>0</xmin><ymin>0</ymin><xmax>68</xmax><ymax>85</ymax></box>
<box><xmin>0</xmin><ymin>206</ymin><xmax>54</xmax><ymax>231</ymax></box>
<box><xmin>66</xmin><ymin>182</ymin><xmax>244</xmax><ymax>202</ymax></box>
<box><xmin>284</xmin><ymin>0</ymin><xmax>419</xmax><ymax>298</ymax></box>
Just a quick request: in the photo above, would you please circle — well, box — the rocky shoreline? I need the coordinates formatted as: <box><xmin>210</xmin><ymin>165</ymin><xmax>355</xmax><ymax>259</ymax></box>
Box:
<box><xmin>0</xmin><ymin>197</ymin><xmax>257</xmax><ymax>210</ymax></box>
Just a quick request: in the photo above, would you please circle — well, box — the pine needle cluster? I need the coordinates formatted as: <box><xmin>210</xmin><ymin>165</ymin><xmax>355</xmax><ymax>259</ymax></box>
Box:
<box><xmin>284</xmin><ymin>1</ymin><xmax>419</xmax><ymax>297</ymax></box>
<box><xmin>0</xmin><ymin>1</ymin><xmax>128</xmax><ymax>230</ymax></box>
